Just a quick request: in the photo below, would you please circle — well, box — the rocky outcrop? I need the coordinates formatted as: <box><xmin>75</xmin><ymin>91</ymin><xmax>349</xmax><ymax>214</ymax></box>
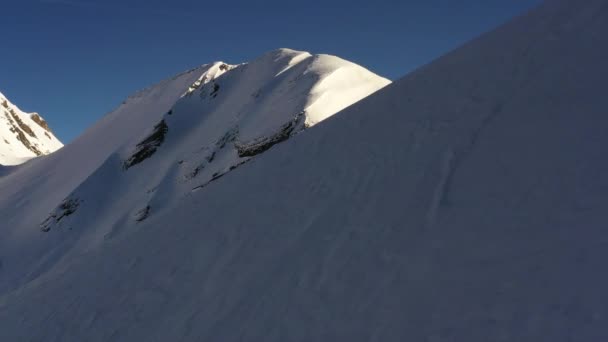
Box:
<box><xmin>30</xmin><ymin>114</ymin><xmax>51</xmax><ymax>132</ymax></box>
<box><xmin>4</xmin><ymin>110</ymin><xmax>43</xmax><ymax>156</ymax></box>
<box><xmin>40</xmin><ymin>198</ymin><xmax>81</xmax><ymax>232</ymax></box>
<box><xmin>234</xmin><ymin>111</ymin><xmax>306</xmax><ymax>158</ymax></box>
<box><xmin>123</xmin><ymin>120</ymin><xmax>168</xmax><ymax>170</ymax></box>
<box><xmin>0</xmin><ymin>92</ymin><xmax>63</xmax><ymax>164</ymax></box>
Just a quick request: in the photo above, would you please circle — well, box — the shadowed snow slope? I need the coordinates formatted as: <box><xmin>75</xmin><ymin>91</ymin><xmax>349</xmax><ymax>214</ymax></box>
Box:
<box><xmin>0</xmin><ymin>91</ymin><xmax>63</xmax><ymax>165</ymax></box>
<box><xmin>0</xmin><ymin>49</ymin><xmax>389</xmax><ymax>294</ymax></box>
<box><xmin>1</xmin><ymin>0</ymin><xmax>608</xmax><ymax>340</ymax></box>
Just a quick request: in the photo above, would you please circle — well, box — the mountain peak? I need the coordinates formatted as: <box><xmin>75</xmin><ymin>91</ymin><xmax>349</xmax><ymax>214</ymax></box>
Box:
<box><xmin>0</xmin><ymin>48</ymin><xmax>390</xmax><ymax>254</ymax></box>
<box><xmin>0</xmin><ymin>91</ymin><xmax>63</xmax><ymax>165</ymax></box>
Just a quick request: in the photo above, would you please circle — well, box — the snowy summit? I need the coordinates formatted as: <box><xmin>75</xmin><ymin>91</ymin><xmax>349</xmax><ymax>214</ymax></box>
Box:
<box><xmin>0</xmin><ymin>91</ymin><xmax>63</xmax><ymax>165</ymax></box>
<box><xmin>0</xmin><ymin>48</ymin><xmax>389</xmax><ymax>293</ymax></box>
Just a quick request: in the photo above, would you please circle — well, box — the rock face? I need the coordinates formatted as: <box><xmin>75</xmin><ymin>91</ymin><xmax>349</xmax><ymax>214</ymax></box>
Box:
<box><xmin>123</xmin><ymin>119</ymin><xmax>169</xmax><ymax>170</ymax></box>
<box><xmin>0</xmin><ymin>92</ymin><xmax>63</xmax><ymax>165</ymax></box>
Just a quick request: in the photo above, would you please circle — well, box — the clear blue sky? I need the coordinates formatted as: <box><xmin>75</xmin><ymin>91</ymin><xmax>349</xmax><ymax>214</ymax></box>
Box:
<box><xmin>1</xmin><ymin>0</ymin><xmax>541</xmax><ymax>143</ymax></box>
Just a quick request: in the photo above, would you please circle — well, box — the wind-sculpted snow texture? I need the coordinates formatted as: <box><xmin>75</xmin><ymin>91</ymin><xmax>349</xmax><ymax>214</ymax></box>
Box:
<box><xmin>2</xmin><ymin>0</ymin><xmax>607</xmax><ymax>339</ymax></box>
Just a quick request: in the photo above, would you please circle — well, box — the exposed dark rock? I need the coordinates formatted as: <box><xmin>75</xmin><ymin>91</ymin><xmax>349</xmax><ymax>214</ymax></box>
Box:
<box><xmin>9</xmin><ymin>110</ymin><xmax>36</xmax><ymax>138</ymax></box>
<box><xmin>3</xmin><ymin>109</ymin><xmax>43</xmax><ymax>155</ymax></box>
<box><xmin>216</xmin><ymin>127</ymin><xmax>238</xmax><ymax>149</ymax></box>
<box><xmin>206</xmin><ymin>151</ymin><xmax>216</xmax><ymax>163</ymax></box>
<box><xmin>234</xmin><ymin>111</ymin><xmax>306</xmax><ymax>158</ymax></box>
<box><xmin>211</xmin><ymin>83</ymin><xmax>220</xmax><ymax>98</ymax></box>
<box><xmin>191</xmin><ymin>159</ymin><xmax>251</xmax><ymax>191</ymax></box>
<box><xmin>57</xmin><ymin>199</ymin><xmax>79</xmax><ymax>219</ymax></box>
<box><xmin>185</xmin><ymin>165</ymin><xmax>202</xmax><ymax>180</ymax></box>
<box><xmin>30</xmin><ymin>114</ymin><xmax>51</xmax><ymax>132</ymax></box>
<box><xmin>40</xmin><ymin>198</ymin><xmax>81</xmax><ymax>232</ymax></box>
<box><xmin>134</xmin><ymin>206</ymin><xmax>151</xmax><ymax>222</ymax></box>
<box><xmin>8</xmin><ymin>124</ymin><xmax>42</xmax><ymax>156</ymax></box>
<box><xmin>123</xmin><ymin>120</ymin><xmax>168</xmax><ymax>170</ymax></box>
<box><xmin>13</xmin><ymin>128</ymin><xmax>41</xmax><ymax>155</ymax></box>
<box><xmin>187</xmin><ymin>127</ymin><xmax>238</xmax><ymax>180</ymax></box>
<box><xmin>188</xmin><ymin>111</ymin><xmax>304</xmax><ymax>188</ymax></box>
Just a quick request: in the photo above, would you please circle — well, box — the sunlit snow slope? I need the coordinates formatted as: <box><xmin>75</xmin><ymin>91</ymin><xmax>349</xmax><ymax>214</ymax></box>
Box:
<box><xmin>0</xmin><ymin>91</ymin><xmax>63</xmax><ymax>165</ymax></box>
<box><xmin>0</xmin><ymin>49</ymin><xmax>389</xmax><ymax>295</ymax></box>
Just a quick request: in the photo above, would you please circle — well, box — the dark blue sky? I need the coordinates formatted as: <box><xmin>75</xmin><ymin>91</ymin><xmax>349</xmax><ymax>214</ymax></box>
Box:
<box><xmin>1</xmin><ymin>0</ymin><xmax>541</xmax><ymax>143</ymax></box>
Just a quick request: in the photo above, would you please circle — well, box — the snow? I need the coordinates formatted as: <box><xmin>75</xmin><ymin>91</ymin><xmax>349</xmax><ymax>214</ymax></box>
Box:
<box><xmin>0</xmin><ymin>48</ymin><xmax>389</xmax><ymax>295</ymax></box>
<box><xmin>1</xmin><ymin>0</ymin><xmax>607</xmax><ymax>340</ymax></box>
<box><xmin>0</xmin><ymin>65</ymin><xmax>218</xmax><ymax>292</ymax></box>
<box><xmin>0</xmin><ymin>91</ymin><xmax>63</xmax><ymax>165</ymax></box>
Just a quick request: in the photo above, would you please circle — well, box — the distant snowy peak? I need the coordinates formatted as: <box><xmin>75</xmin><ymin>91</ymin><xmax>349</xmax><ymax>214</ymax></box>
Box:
<box><xmin>0</xmin><ymin>91</ymin><xmax>63</xmax><ymax>165</ymax></box>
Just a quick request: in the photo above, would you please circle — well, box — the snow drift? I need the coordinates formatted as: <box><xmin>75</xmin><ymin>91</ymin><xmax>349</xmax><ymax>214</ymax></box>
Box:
<box><xmin>2</xmin><ymin>0</ymin><xmax>608</xmax><ymax>340</ymax></box>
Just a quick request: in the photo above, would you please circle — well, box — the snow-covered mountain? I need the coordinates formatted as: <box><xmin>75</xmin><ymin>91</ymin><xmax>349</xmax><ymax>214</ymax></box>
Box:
<box><xmin>2</xmin><ymin>0</ymin><xmax>608</xmax><ymax>340</ymax></box>
<box><xmin>0</xmin><ymin>91</ymin><xmax>63</xmax><ymax>165</ymax></box>
<box><xmin>0</xmin><ymin>48</ymin><xmax>389</xmax><ymax>293</ymax></box>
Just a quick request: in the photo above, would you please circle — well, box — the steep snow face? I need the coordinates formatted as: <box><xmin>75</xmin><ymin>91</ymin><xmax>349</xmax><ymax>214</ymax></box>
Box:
<box><xmin>0</xmin><ymin>64</ymin><xmax>219</xmax><ymax>293</ymax></box>
<box><xmin>0</xmin><ymin>91</ymin><xmax>63</xmax><ymax>165</ymax></box>
<box><xmin>0</xmin><ymin>49</ymin><xmax>389</xmax><ymax>293</ymax></box>
<box><xmin>1</xmin><ymin>0</ymin><xmax>607</xmax><ymax>340</ymax></box>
